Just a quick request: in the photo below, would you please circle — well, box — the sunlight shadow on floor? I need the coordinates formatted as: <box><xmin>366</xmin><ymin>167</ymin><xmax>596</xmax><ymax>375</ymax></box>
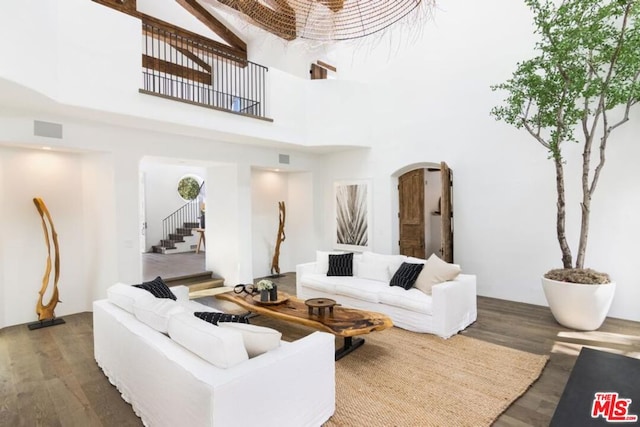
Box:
<box><xmin>552</xmin><ymin>331</ymin><xmax>640</xmax><ymax>359</ymax></box>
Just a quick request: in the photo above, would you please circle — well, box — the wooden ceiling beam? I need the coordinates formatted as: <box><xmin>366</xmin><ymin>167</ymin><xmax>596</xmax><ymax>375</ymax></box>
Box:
<box><xmin>93</xmin><ymin>2</ymin><xmax>248</xmax><ymax>62</ymax></box>
<box><xmin>168</xmin><ymin>42</ymin><xmax>212</xmax><ymax>73</ymax></box>
<box><xmin>142</xmin><ymin>55</ymin><xmax>212</xmax><ymax>85</ymax></box>
<box><xmin>143</xmin><ymin>26</ymin><xmax>247</xmax><ymax>68</ymax></box>
<box><xmin>216</xmin><ymin>0</ymin><xmax>297</xmax><ymax>41</ymax></box>
<box><xmin>92</xmin><ymin>0</ymin><xmax>140</xmax><ymax>17</ymax></box>
<box><xmin>317</xmin><ymin>60</ymin><xmax>337</xmax><ymax>72</ymax></box>
<box><xmin>141</xmin><ymin>14</ymin><xmax>247</xmax><ymax>63</ymax></box>
<box><xmin>176</xmin><ymin>0</ymin><xmax>247</xmax><ymax>53</ymax></box>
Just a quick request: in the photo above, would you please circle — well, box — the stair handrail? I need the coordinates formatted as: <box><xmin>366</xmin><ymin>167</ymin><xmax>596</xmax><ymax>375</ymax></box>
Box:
<box><xmin>160</xmin><ymin>181</ymin><xmax>205</xmax><ymax>244</ymax></box>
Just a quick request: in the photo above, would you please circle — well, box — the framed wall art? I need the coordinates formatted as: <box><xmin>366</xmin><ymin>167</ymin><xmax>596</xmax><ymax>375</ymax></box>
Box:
<box><xmin>334</xmin><ymin>180</ymin><xmax>372</xmax><ymax>251</ymax></box>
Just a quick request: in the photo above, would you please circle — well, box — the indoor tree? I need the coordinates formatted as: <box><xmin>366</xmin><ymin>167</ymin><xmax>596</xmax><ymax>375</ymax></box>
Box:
<box><xmin>491</xmin><ymin>0</ymin><xmax>640</xmax><ymax>279</ymax></box>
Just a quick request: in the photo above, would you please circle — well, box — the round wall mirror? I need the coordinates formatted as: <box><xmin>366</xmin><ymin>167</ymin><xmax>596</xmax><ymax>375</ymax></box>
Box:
<box><xmin>177</xmin><ymin>176</ymin><xmax>201</xmax><ymax>201</ymax></box>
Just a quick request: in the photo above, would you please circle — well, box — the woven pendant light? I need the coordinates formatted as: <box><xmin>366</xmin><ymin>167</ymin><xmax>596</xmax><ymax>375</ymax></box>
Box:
<box><xmin>295</xmin><ymin>0</ymin><xmax>424</xmax><ymax>41</ymax></box>
<box><xmin>209</xmin><ymin>0</ymin><xmax>427</xmax><ymax>42</ymax></box>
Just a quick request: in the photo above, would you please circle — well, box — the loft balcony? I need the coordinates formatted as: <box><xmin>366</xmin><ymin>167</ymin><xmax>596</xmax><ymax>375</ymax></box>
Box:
<box><xmin>1</xmin><ymin>0</ymin><xmax>359</xmax><ymax>148</ymax></box>
<box><xmin>139</xmin><ymin>17</ymin><xmax>270</xmax><ymax>121</ymax></box>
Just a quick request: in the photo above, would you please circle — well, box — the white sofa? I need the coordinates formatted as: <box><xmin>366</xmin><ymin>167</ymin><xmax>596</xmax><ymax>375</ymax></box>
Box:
<box><xmin>296</xmin><ymin>252</ymin><xmax>477</xmax><ymax>338</ymax></box>
<box><xmin>94</xmin><ymin>284</ymin><xmax>335</xmax><ymax>427</ymax></box>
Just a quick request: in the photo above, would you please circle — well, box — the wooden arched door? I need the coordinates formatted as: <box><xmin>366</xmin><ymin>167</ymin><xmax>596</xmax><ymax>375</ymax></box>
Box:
<box><xmin>398</xmin><ymin>169</ymin><xmax>425</xmax><ymax>258</ymax></box>
<box><xmin>440</xmin><ymin>162</ymin><xmax>453</xmax><ymax>263</ymax></box>
<box><xmin>398</xmin><ymin>162</ymin><xmax>453</xmax><ymax>262</ymax></box>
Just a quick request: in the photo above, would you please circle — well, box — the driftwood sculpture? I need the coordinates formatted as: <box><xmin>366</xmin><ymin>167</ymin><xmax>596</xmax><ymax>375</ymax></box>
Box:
<box><xmin>270</xmin><ymin>201</ymin><xmax>286</xmax><ymax>276</ymax></box>
<box><xmin>33</xmin><ymin>197</ymin><xmax>62</xmax><ymax>322</ymax></box>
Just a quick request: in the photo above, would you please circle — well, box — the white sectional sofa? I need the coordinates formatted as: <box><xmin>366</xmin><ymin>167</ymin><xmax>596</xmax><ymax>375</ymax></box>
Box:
<box><xmin>94</xmin><ymin>284</ymin><xmax>335</xmax><ymax>427</ymax></box>
<box><xmin>296</xmin><ymin>252</ymin><xmax>477</xmax><ymax>338</ymax></box>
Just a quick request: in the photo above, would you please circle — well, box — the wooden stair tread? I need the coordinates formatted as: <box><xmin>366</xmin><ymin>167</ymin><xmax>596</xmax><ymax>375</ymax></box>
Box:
<box><xmin>165</xmin><ymin>272</ymin><xmax>217</xmax><ymax>286</ymax></box>
<box><xmin>186</xmin><ymin>279</ymin><xmax>225</xmax><ymax>292</ymax></box>
<box><xmin>189</xmin><ymin>286</ymin><xmax>234</xmax><ymax>299</ymax></box>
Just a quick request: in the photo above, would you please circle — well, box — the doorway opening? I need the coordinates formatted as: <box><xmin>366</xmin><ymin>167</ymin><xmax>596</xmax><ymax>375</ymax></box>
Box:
<box><xmin>139</xmin><ymin>158</ymin><xmax>208</xmax><ymax>282</ymax></box>
<box><xmin>393</xmin><ymin>162</ymin><xmax>453</xmax><ymax>262</ymax></box>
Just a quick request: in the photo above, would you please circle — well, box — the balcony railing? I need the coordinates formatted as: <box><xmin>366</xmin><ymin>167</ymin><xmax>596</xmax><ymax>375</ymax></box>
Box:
<box><xmin>141</xmin><ymin>20</ymin><xmax>269</xmax><ymax>120</ymax></box>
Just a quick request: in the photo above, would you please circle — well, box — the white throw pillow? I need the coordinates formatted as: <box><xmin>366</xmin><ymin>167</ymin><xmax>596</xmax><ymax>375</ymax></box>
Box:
<box><xmin>168</xmin><ymin>312</ymin><xmax>248</xmax><ymax>369</ymax></box>
<box><xmin>315</xmin><ymin>250</ymin><xmax>344</xmax><ymax>274</ymax></box>
<box><xmin>107</xmin><ymin>283</ymin><xmax>155</xmax><ymax>314</ymax></box>
<box><xmin>362</xmin><ymin>252</ymin><xmax>407</xmax><ymax>276</ymax></box>
<box><xmin>218</xmin><ymin>323</ymin><xmax>282</xmax><ymax>357</ymax></box>
<box><xmin>356</xmin><ymin>260</ymin><xmax>391</xmax><ymax>282</ymax></box>
<box><xmin>414</xmin><ymin>254</ymin><xmax>461</xmax><ymax>295</ymax></box>
<box><xmin>134</xmin><ymin>298</ymin><xmax>185</xmax><ymax>334</ymax></box>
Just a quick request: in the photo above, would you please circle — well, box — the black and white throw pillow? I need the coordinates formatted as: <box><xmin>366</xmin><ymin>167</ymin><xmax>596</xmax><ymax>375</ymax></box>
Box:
<box><xmin>390</xmin><ymin>262</ymin><xmax>425</xmax><ymax>290</ymax></box>
<box><xmin>327</xmin><ymin>253</ymin><xmax>354</xmax><ymax>276</ymax></box>
<box><xmin>133</xmin><ymin>276</ymin><xmax>177</xmax><ymax>300</ymax></box>
<box><xmin>194</xmin><ymin>312</ymin><xmax>250</xmax><ymax>325</ymax></box>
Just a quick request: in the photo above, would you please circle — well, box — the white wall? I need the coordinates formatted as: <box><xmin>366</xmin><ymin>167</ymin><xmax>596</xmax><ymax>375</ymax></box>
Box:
<box><xmin>0</xmin><ymin>0</ymin><xmax>314</xmax><ymax>149</ymax></box>
<box><xmin>81</xmin><ymin>153</ymin><xmax>118</xmax><ymax>310</ymax></box>
<box><xmin>207</xmin><ymin>164</ymin><xmax>254</xmax><ymax>286</ymax></box>
<box><xmin>250</xmin><ymin>170</ymin><xmax>318</xmax><ymax>278</ymax></box>
<box><xmin>1</xmin><ymin>0</ymin><xmax>638</xmax><ymax>326</ymax></box>
<box><xmin>56</xmin><ymin>0</ymin><xmax>140</xmax><ymax>111</ymax></box>
<box><xmin>305</xmin><ymin>79</ymin><xmax>372</xmax><ymax>148</ymax></box>
<box><xmin>140</xmin><ymin>161</ymin><xmax>206</xmax><ymax>252</ymax></box>
<box><xmin>0</xmin><ymin>148</ymin><xmax>89</xmax><ymax>326</ymax></box>
<box><xmin>0</xmin><ymin>0</ymin><xmax>59</xmax><ymax>99</ymax></box>
<box><xmin>287</xmin><ymin>172</ymin><xmax>317</xmax><ymax>269</ymax></box>
<box><xmin>137</xmin><ymin>0</ymin><xmax>226</xmax><ymax>44</ymax></box>
<box><xmin>251</xmin><ymin>170</ymin><xmax>289</xmax><ymax>277</ymax></box>
<box><xmin>0</xmin><ymin>113</ymin><xmax>321</xmax><ymax>328</ymax></box>
<box><xmin>0</xmin><ymin>0</ymin><xmax>372</xmax><ymax>152</ymax></box>
<box><xmin>314</xmin><ymin>0</ymin><xmax>640</xmax><ymax>322</ymax></box>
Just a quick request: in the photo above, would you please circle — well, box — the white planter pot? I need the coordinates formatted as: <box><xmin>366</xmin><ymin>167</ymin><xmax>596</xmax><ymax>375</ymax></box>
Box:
<box><xmin>541</xmin><ymin>277</ymin><xmax>616</xmax><ymax>331</ymax></box>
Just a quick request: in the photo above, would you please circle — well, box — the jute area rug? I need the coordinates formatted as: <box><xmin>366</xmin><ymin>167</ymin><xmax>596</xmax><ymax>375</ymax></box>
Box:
<box><xmin>252</xmin><ymin>318</ymin><xmax>548</xmax><ymax>427</ymax></box>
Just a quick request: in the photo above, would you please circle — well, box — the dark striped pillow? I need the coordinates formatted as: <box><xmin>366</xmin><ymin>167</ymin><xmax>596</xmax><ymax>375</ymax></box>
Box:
<box><xmin>133</xmin><ymin>276</ymin><xmax>176</xmax><ymax>300</ymax></box>
<box><xmin>390</xmin><ymin>262</ymin><xmax>424</xmax><ymax>290</ymax></box>
<box><xmin>327</xmin><ymin>253</ymin><xmax>354</xmax><ymax>276</ymax></box>
<box><xmin>194</xmin><ymin>312</ymin><xmax>250</xmax><ymax>325</ymax></box>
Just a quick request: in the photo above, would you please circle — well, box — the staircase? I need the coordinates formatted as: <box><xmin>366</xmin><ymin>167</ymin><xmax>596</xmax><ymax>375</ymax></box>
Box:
<box><xmin>165</xmin><ymin>271</ymin><xmax>225</xmax><ymax>299</ymax></box>
<box><xmin>152</xmin><ymin>221</ymin><xmax>201</xmax><ymax>254</ymax></box>
<box><xmin>152</xmin><ymin>182</ymin><xmax>206</xmax><ymax>254</ymax></box>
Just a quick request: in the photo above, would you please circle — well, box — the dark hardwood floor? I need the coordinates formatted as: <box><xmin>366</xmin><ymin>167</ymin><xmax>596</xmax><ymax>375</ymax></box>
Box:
<box><xmin>142</xmin><ymin>252</ymin><xmax>206</xmax><ymax>281</ymax></box>
<box><xmin>1</xmin><ymin>272</ymin><xmax>639</xmax><ymax>426</ymax></box>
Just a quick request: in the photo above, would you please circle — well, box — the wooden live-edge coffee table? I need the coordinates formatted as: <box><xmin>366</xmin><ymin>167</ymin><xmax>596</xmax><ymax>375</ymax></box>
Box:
<box><xmin>216</xmin><ymin>292</ymin><xmax>393</xmax><ymax>360</ymax></box>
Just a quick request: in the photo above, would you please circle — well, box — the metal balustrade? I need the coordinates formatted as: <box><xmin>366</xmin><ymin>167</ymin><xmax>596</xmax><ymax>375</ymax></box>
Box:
<box><xmin>141</xmin><ymin>20</ymin><xmax>268</xmax><ymax>119</ymax></box>
<box><xmin>161</xmin><ymin>199</ymin><xmax>201</xmax><ymax>249</ymax></box>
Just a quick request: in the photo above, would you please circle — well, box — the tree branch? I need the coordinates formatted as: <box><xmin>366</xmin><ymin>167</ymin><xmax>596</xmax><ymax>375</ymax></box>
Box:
<box><xmin>523</xmin><ymin>120</ymin><xmax>551</xmax><ymax>149</ymax></box>
<box><xmin>541</xmin><ymin>21</ymin><xmax>571</xmax><ymax>84</ymax></box>
<box><xmin>589</xmin><ymin>108</ymin><xmax>609</xmax><ymax>198</ymax></box>
<box><xmin>582</xmin><ymin>49</ymin><xmax>595</xmax><ymax>139</ymax></box>
<box><xmin>586</xmin><ymin>3</ymin><xmax>634</xmax><ymax>198</ymax></box>
<box><xmin>581</xmin><ymin>1</ymin><xmax>632</xmax><ymax>197</ymax></box>
<box><xmin>590</xmin><ymin>2</ymin><xmax>633</xmax><ymax>136</ymax></box>
<box><xmin>521</xmin><ymin>98</ymin><xmax>551</xmax><ymax>149</ymax></box>
<box><xmin>608</xmin><ymin>69</ymin><xmax>640</xmax><ymax>132</ymax></box>
<box><xmin>551</xmin><ymin>83</ymin><xmax>570</xmax><ymax>155</ymax></box>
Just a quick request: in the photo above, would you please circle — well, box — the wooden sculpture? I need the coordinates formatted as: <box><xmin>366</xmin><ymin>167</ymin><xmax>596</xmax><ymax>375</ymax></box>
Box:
<box><xmin>270</xmin><ymin>201</ymin><xmax>286</xmax><ymax>276</ymax></box>
<box><xmin>31</xmin><ymin>197</ymin><xmax>64</xmax><ymax>329</ymax></box>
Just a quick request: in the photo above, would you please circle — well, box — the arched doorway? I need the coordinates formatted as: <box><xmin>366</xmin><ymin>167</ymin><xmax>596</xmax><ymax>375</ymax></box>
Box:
<box><xmin>393</xmin><ymin>162</ymin><xmax>453</xmax><ymax>262</ymax></box>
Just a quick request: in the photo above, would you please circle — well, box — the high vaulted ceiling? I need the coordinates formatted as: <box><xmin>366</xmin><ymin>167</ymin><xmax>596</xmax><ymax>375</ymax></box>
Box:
<box><xmin>199</xmin><ymin>0</ymin><xmax>428</xmax><ymax>41</ymax></box>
